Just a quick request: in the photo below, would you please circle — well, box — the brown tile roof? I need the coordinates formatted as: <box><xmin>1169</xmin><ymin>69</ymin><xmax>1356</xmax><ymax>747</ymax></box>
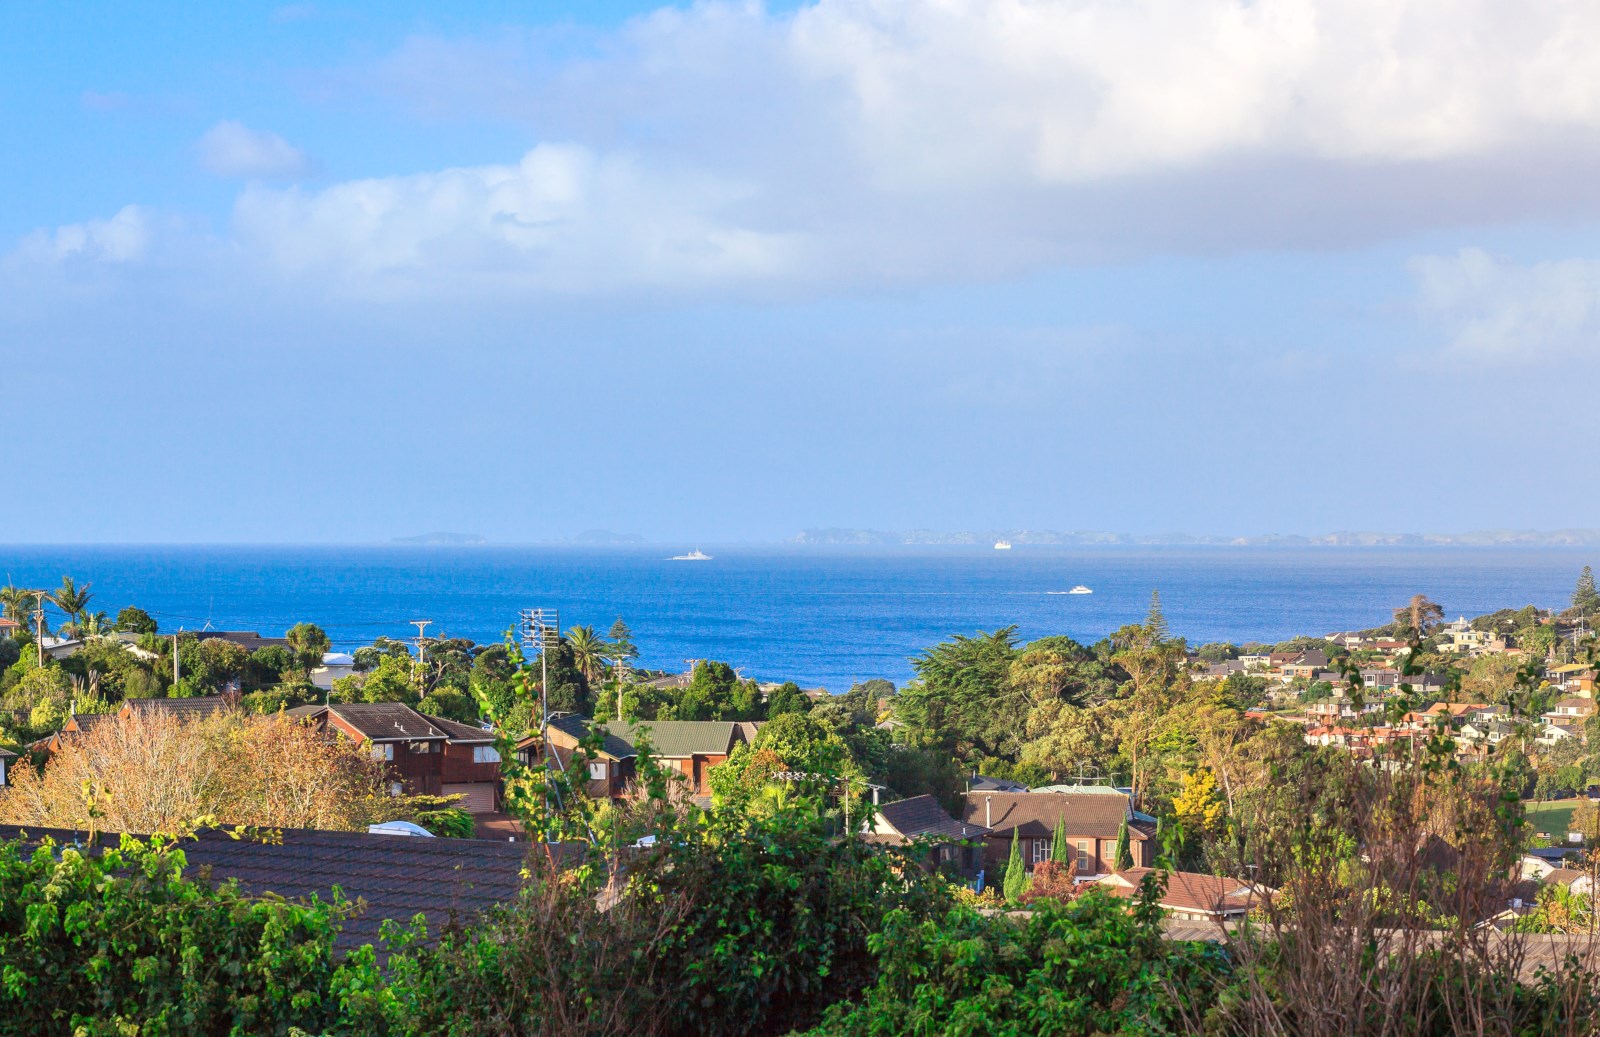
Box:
<box><xmin>0</xmin><ymin>747</ymin><xmax>15</xmax><ymax>761</ymax></box>
<box><xmin>0</xmin><ymin>824</ymin><xmax>573</xmax><ymax>952</ymax></box>
<box><xmin>877</xmin><ymin>795</ymin><xmax>987</xmax><ymax>841</ymax></box>
<box><xmin>1098</xmin><ymin>868</ymin><xmax>1264</xmax><ymax>916</ymax></box>
<box><xmin>961</xmin><ymin>791</ymin><xmax>1136</xmax><ymax>840</ymax></box>
<box><xmin>1546</xmin><ymin>867</ymin><xmax>1590</xmax><ymax>888</ymax></box>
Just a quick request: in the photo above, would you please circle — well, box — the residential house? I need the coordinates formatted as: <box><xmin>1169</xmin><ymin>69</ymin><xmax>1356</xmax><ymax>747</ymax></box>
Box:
<box><xmin>38</xmin><ymin>712</ymin><xmax>115</xmax><ymax>756</ymax></box>
<box><xmin>961</xmin><ymin>788</ymin><xmax>1157</xmax><ymax>878</ymax></box>
<box><xmin>0</xmin><ymin>617</ymin><xmax>20</xmax><ymax>637</ymax></box>
<box><xmin>0</xmin><ymin>746</ymin><xmax>13</xmax><ymax>787</ymax></box>
<box><xmin>289</xmin><ymin>702</ymin><xmax>504</xmax><ymax>810</ymax></box>
<box><xmin>1095</xmin><ymin>868</ymin><xmax>1267</xmax><ymax>922</ymax></box>
<box><xmin>1459</xmin><ymin>720</ymin><xmax>1516</xmax><ymax>748</ymax></box>
<box><xmin>1236</xmin><ymin>654</ymin><xmax>1273</xmax><ymax>671</ymax></box>
<box><xmin>1544</xmin><ymin>868</ymin><xmax>1595</xmax><ymax>898</ymax></box>
<box><xmin>1439</xmin><ymin>618</ymin><xmax>1494</xmax><ymax>655</ymax></box>
<box><xmin>1543</xmin><ymin>697</ymin><xmax>1596</xmax><ymax>730</ymax></box>
<box><xmin>1305</xmin><ymin>696</ymin><xmax>1384</xmax><ymax>725</ymax></box>
<box><xmin>184</xmin><ymin>630</ymin><xmax>292</xmax><ymax>654</ymax></box>
<box><xmin>1546</xmin><ymin>665</ymin><xmax>1597</xmax><ymax>696</ymax></box>
<box><xmin>865</xmin><ymin>794</ymin><xmax>988</xmax><ymax>878</ymax></box>
<box><xmin>310</xmin><ymin>652</ymin><xmax>357</xmax><ymax>691</ymax></box>
<box><xmin>1535</xmin><ymin>723</ymin><xmax>1577</xmax><ymax>747</ymax></box>
<box><xmin>1280</xmin><ymin>650</ymin><xmax>1329</xmax><ymax>681</ymax></box>
<box><xmin>1520</xmin><ymin>849</ymin><xmax>1582</xmax><ymax>882</ymax></box>
<box><xmin>518</xmin><ymin>715</ymin><xmax>758</xmax><ymax>801</ymax></box>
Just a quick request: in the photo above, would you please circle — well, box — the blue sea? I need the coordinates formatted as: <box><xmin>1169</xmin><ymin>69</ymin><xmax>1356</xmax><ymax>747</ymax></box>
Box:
<box><xmin>0</xmin><ymin>545</ymin><xmax>1593</xmax><ymax>691</ymax></box>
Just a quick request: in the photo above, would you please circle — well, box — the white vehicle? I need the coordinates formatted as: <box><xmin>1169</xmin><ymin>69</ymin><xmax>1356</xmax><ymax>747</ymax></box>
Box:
<box><xmin>669</xmin><ymin>549</ymin><xmax>713</xmax><ymax>561</ymax></box>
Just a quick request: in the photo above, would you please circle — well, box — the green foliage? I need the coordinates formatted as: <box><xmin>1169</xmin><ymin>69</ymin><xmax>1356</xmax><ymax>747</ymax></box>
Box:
<box><xmin>285</xmin><ymin>622</ymin><xmax>331</xmax><ymax>672</ymax></box>
<box><xmin>808</xmin><ymin>882</ymin><xmax>1221</xmax><ymax>1037</ymax></box>
<box><xmin>1575</xmin><ymin>566</ymin><xmax>1600</xmax><ymax>616</ymax></box>
<box><xmin>1003</xmin><ymin>832</ymin><xmax>1027</xmax><ymax>904</ymax></box>
<box><xmin>766</xmin><ymin>679</ymin><xmax>809</xmax><ymax>717</ymax></box>
<box><xmin>1051</xmin><ymin>813</ymin><xmax>1070</xmax><ymax>864</ymax></box>
<box><xmin>0</xmin><ymin>832</ymin><xmax>357</xmax><ymax>1035</ymax></box>
<box><xmin>412</xmin><ymin>807</ymin><xmax>476</xmax><ymax>839</ymax></box>
<box><xmin>898</xmin><ymin>627</ymin><xmax>1027</xmax><ymax>760</ymax></box>
<box><xmin>1115</xmin><ymin>819</ymin><xmax>1133</xmax><ymax>870</ymax></box>
<box><xmin>114</xmin><ymin>606</ymin><xmax>158</xmax><ymax>634</ymax></box>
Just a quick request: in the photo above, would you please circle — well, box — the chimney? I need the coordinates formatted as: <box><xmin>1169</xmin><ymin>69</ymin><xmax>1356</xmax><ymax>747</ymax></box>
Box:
<box><xmin>985</xmin><ymin>795</ymin><xmax>992</xmax><ymax>828</ymax></box>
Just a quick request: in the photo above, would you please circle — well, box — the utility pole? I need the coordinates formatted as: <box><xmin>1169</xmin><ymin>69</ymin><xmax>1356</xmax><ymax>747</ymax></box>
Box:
<box><xmin>31</xmin><ymin>591</ymin><xmax>46</xmax><ymax>668</ymax></box>
<box><xmin>519</xmin><ymin>608</ymin><xmax>562</xmax><ymax>838</ymax></box>
<box><xmin>173</xmin><ymin>634</ymin><xmax>180</xmax><ymax>685</ymax></box>
<box><xmin>614</xmin><ymin>651</ymin><xmax>629</xmax><ymax>721</ymax></box>
<box><xmin>410</xmin><ymin>619</ymin><xmax>432</xmax><ymax>694</ymax></box>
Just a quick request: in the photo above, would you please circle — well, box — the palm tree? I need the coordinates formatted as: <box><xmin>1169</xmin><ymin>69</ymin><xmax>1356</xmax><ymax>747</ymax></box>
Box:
<box><xmin>0</xmin><ymin>584</ymin><xmax>37</xmax><ymax>628</ymax></box>
<box><xmin>1393</xmin><ymin>594</ymin><xmax>1445</xmax><ymax>641</ymax></box>
<box><xmin>52</xmin><ymin>576</ymin><xmax>92</xmax><ymax>627</ymax></box>
<box><xmin>566</xmin><ymin>625</ymin><xmax>608</xmax><ymax>688</ymax></box>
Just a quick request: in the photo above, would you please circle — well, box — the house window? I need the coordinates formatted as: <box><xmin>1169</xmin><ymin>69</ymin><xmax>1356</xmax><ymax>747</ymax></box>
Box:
<box><xmin>589</xmin><ymin>761</ymin><xmax>608</xmax><ymax>780</ymax></box>
<box><xmin>372</xmin><ymin>743</ymin><xmax>394</xmax><ymax>761</ymax></box>
<box><xmin>1031</xmin><ymin>839</ymin><xmax>1050</xmax><ymax>863</ymax></box>
<box><xmin>473</xmin><ymin>746</ymin><xmax>502</xmax><ymax>764</ymax></box>
<box><xmin>1076</xmin><ymin>840</ymin><xmax>1093</xmax><ymax>874</ymax></box>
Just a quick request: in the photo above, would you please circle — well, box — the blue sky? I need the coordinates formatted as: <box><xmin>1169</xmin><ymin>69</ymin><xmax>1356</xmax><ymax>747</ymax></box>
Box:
<box><xmin>5</xmin><ymin>0</ymin><xmax>1600</xmax><ymax>543</ymax></box>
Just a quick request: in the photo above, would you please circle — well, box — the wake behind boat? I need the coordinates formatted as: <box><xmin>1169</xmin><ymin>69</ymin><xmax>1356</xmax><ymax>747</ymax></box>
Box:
<box><xmin>670</xmin><ymin>548</ymin><xmax>713</xmax><ymax>561</ymax></box>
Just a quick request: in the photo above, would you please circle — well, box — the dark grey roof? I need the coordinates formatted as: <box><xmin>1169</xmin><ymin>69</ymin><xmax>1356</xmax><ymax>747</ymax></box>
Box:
<box><xmin>420</xmin><ymin>714</ymin><xmax>497</xmax><ymax>745</ymax></box>
<box><xmin>877</xmin><ymin>795</ymin><xmax>986</xmax><ymax>840</ymax></box>
<box><xmin>548</xmin><ymin>714</ymin><xmax>637</xmax><ymax>759</ymax></box>
<box><xmin>969</xmin><ymin>775</ymin><xmax>1029</xmax><ymax>793</ymax></box>
<box><xmin>0</xmin><ymin>824</ymin><xmax>572</xmax><ymax>952</ymax></box>
<box><xmin>962</xmin><ymin>791</ymin><xmax>1138</xmax><ymax>840</ymax></box>
<box><xmin>122</xmin><ymin>696</ymin><xmax>236</xmax><ymax>721</ymax></box>
<box><xmin>321</xmin><ymin>703</ymin><xmax>446</xmax><ymax>742</ymax></box>
<box><xmin>0</xmin><ymin>747</ymin><xmax>15</xmax><ymax>760</ymax></box>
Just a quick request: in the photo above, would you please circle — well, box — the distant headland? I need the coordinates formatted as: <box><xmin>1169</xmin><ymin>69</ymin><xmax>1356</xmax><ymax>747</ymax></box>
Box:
<box><xmin>791</xmin><ymin>528</ymin><xmax>1600</xmax><ymax>547</ymax></box>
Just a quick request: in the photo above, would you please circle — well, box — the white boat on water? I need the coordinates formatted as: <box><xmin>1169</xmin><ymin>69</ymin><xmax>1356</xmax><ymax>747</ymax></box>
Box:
<box><xmin>670</xmin><ymin>549</ymin><xmax>712</xmax><ymax>561</ymax></box>
<box><xmin>1069</xmin><ymin>585</ymin><xmax>1092</xmax><ymax>594</ymax></box>
<box><xmin>994</xmin><ymin>540</ymin><xmax>1012</xmax><ymax>550</ymax></box>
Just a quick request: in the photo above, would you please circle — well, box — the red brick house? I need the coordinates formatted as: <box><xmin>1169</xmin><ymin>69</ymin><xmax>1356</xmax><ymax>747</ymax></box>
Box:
<box><xmin>961</xmin><ymin>789</ymin><xmax>1157</xmax><ymax>879</ymax></box>
<box><xmin>518</xmin><ymin>715</ymin><xmax>759</xmax><ymax>801</ymax></box>
<box><xmin>289</xmin><ymin>703</ymin><xmax>503</xmax><ymax>812</ymax></box>
<box><xmin>1094</xmin><ymin>868</ymin><xmax>1267</xmax><ymax>921</ymax></box>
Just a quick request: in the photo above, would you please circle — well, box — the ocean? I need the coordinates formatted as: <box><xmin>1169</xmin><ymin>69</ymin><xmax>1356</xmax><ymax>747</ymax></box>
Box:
<box><xmin>0</xmin><ymin>545</ymin><xmax>1592</xmax><ymax>691</ymax></box>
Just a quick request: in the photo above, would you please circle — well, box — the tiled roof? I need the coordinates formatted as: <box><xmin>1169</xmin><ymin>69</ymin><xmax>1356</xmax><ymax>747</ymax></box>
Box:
<box><xmin>0</xmin><ymin>747</ymin><xmax>15</xmax><ymax>760</ymax></box>
<box><xmin>961</xmin><ymin>791</ymin><xmax>1136</xmax><ymax>840</ymax></box>
<box><xmin>1546</xmin><ymin>867</ymin><xmax>1589</xmax><ymax>888</ymax></box>
<box><xmin>0</xmin><ymin>824</ymin><xmax>570</xmax><ymax>953</ymax></box>
<box><xmin>877</xmin><ymin>795</ymin><xmax>987</xmax><ymax>841</ymax></box>
<box><xmin>121</xmin><ymin>696</ymin><xmax>236</xmax><ymax>721</ymax></box>
<box><xmin>605</xmin><ymin>720</ymin><xmax>740</xmax><ymax>758</ymax></box>
<box><xmin>421</xmin><ymin>714</ymin><xmax>496</xmax><ymax>744</ymax></box>
<box><xmin>546</xmin><ymin>714</ymin><xmax>638</xmax><ymax>759</ymax></box>
<box><xmin>969</xmin><ymin>775</ymin><xmax>1029</xmax><ymax>793</ymax></box>
<box><xmin>1098</xmin><ymin>868</ymin><xmax>1264</xmax><ymax>916</ymax></box>
<box><xmin>314</xmin><ymin>703</ymin><xmax>447</xmax><ymax>742</ymax></box>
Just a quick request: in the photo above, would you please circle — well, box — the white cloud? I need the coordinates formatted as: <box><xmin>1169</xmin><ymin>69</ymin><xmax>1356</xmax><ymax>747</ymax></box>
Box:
<box><xmin>12</xmin><ymin>205</ymin><xmax>154</xmax><ymax>265</ymax></box>
<box><xmin>21</xmin><ymin>1</ymin><xmax>1600</xmax><ymax>300</ymax></box>
<box><xmin>198</xmin><ymin>120</ymin><xmax>312</xmax><ymax>180</ymax></box>
<box><xmin>1412</xmin><ymin>248</ymin><xmax>1600</xmax><ymax>361</ymax></box>
<box><xmin>230</xmin><ymin>144</ymin><xmax>803</xmax><ymax>295</ymax></box>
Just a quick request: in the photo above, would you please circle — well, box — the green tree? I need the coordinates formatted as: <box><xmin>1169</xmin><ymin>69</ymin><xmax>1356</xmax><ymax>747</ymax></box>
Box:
<box><xmin>897</xmin><ymin>627</ymin><xmax>1024</xmax><ymax>761</ymax></box>
<box><xmin>566</xmin><ymin>625</ymin><xmax>608</xmax><ymax>689</ymax></box>
<box><xmin>1050</xmin><ymin>814</ymin><xmax>1070</xmax><ymax>865</ymax></box>
<box><xmin>1003</xmin><ymin>832</ymin><xmax>1028</xmax><ymax>904</ymax></box>
<box><xmin>0</xmin><ymin>585</ymin><xmax>37</xmax><ymax>629</ymax></box>
<box><xmin>1575</xmin><ymin>566</ymin><xmax>1600</xmax><ymax>616</ymax></box>
<box><xmin>1145</xmin><ymin>588</ymin><xmax>1169</xmax><ymax>642</ymax></box>
<box><xmin>51</xmin><ymin>576</ymin><xmax>92</xmax><ymax>627</ymax></box>
<box><xmin>766</xmin><ymin>681</ymin><xmax>809</xmax><ymax>718</ymax></box>
<box><xmin>114</xmin><ymin>606</ymin><xmax>158</xmax><ymax>634</ymax></box>
<box><xmin>607</xmin><ymin>616</ymin><xmax>638</xmax><ymax>662</ymax></box>
<box><xmin>285</xmin><ymin>622</ymin><xmax>331</xmax><ymax>672</ymax></box>
<box><xmin>1114</xmin><ymin>820</ymin><xmax>1133</xmax><ymax>870</ymax></box>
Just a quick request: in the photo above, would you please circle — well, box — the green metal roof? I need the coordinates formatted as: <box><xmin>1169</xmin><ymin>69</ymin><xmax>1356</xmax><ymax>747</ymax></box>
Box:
<box><xmin>605</xmin><ymin>720</ymin><xmax>740</xmax><ymax>758</ymax></box>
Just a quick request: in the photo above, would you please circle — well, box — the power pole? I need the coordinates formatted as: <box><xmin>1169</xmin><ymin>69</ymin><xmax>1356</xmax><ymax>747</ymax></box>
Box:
<box><xmin>410</xmin><ymin>619</ymin><xmax>432</xmax><ymax>694</ymax></box>
<box><xmin>173</xmin><ymin>634</ymin><xmax>180</xmax><ymax>685</ymax></box>
<box><xmin>31</xmin><ymin>591</ymin><xmax>46</xmax><ymax>668</ymax></box>
<box><xmin>614</xmin><ymin>652</ymin><xmax>629</xmax><ymax>721</ymax></box>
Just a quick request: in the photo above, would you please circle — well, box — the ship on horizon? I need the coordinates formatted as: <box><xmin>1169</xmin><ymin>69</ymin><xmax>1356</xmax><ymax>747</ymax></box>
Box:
<box><xmin>670</xmin><ymin>548</ymin><xmax>713</xmax><ymax>561</ymax></box>
<box><xmin>994</xmin><ymin>540</ymin><xmax>1012</xmax><ymax>550</ymax></box>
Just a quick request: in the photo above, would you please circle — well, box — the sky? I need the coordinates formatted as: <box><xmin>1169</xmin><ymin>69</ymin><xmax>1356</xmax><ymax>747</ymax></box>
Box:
<box><xmin>5</xmin><ymin>0</ymin><xmax>1600</xmax><ymax>544</ymax></box>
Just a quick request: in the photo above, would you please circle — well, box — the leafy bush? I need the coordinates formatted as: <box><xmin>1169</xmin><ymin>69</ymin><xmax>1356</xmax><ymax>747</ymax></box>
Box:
<box><xmin>808</xmin><ymin>879</ymin><xmax>1223</xmax><ymax>1036</ymax></box>
<box><xmin>0</xmin><ymin>832</ymin><xmax>357</xmax><ymax>1036</ymax></box>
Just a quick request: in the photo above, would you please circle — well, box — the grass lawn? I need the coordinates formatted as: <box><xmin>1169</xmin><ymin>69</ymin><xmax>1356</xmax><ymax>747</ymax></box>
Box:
<box><xmin>1525</xmin><ymin>800</ymin><xmax>1582</xmax><ymax>839</ymax></box>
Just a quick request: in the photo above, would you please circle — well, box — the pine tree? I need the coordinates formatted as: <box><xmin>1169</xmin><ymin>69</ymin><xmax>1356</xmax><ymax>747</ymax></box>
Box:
<box><xmin>1114</xmin><ymin>820</ymin><xmax>1133</xmax><ymax>870</ymax></box>
<box><xmin>1575</xmin><ymin>567</ymin><xmax>1600</xmax><ymax>616</ymax></box>
<box><xmin>1003</xmin><ymin>832</ymin><xmax>1028</xmax><ymax>904</ymax></box>
<box><xmin>1050</xmin><ymin>814</ymin><xmax>1070</xmax><ymax>864</ymax></box>
<box><xmin>1146</xmin><ymin>589</ymin><xmax>1169</xmax><ymax>643</ymax></box>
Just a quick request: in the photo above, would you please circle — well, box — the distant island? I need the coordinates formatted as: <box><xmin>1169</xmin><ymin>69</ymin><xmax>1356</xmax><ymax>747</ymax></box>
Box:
<box><xmin>391</xmin><ymin>532</ymin><xmax>488</xmax><ymax>546</ymax></box>
<box><xmin>792</xmin><ymin>527</ymin><xmax>1600</xmax><ymax>547</ymax></box>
